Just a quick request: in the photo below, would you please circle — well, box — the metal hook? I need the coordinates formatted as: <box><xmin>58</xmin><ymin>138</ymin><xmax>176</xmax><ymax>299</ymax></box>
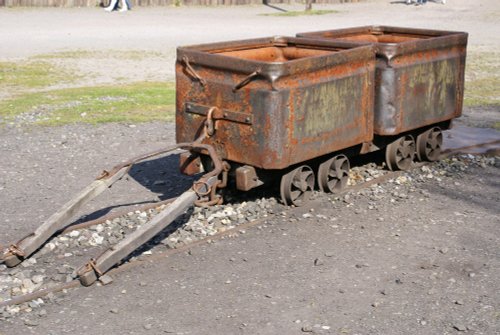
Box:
<box><xmin>182</xmin><ymin>56</ymin><xmax>206</xmax><ymax>87</ymax></box>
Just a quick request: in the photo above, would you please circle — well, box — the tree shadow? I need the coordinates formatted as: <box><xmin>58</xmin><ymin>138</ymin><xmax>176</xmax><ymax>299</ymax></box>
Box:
<box><xmin>68</xmin><ymin>150</ymin><xmax>278</xmax><ymax>229</ymax></box>
<box><xmin>69</xmin><ymin>154</ymin><xmax>196</xmax><ymax>226</ymax></box>
<box><xmin>420</xmin><ymin>168</ymin><xmax>500</xmax><ymax>216</ymax></box>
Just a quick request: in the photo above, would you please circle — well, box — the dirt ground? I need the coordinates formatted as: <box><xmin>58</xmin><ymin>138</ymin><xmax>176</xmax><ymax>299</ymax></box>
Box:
<box><xmin>0</xmin><ymin>0</ymin><xmax>499</xmax><ymax>84</ymax></box>
<box><xmin>0</xmin><ymin>1</ymin><xmax>500</xmax><ymax>334</ymax></box>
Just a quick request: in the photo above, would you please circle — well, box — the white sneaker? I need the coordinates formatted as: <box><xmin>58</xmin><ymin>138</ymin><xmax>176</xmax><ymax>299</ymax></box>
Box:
<box><xmin>104</xmin><ymin>6</ymin><xmax>114</xmax><ymax>11</ymax></box>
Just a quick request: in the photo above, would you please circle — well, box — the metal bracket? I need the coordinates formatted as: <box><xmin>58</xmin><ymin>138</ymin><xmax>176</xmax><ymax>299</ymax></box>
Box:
<box><xmin>185</xmin><ymin>103</ymin><xmax>253</xmax><ymax>125</ymax></box>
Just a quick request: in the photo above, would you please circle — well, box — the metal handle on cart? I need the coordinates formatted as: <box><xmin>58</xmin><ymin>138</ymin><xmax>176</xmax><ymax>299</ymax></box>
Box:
<box><xmin>233</xmin><ymin>69</ymin><xmax>261</xmax><ymax>92</ymax></box>
<box><xmin>182</xmin><ymin>56</ymin><xmax>206</xmax><ymax>87</ymax></box>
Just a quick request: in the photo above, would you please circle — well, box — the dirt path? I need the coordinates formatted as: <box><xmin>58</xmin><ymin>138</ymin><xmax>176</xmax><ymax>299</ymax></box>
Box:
<box><xmin>1</xmin><ymin>155</ymin><xmax>499</xmax><ymax>335</ymax></box>
<box><xmin>0</xmin><ymin>0</ymin><xmax>499</xmax><ymax>83</ymax></box>
<box><xmin>0</xmin><ymin>1</ymin><xmax>499</xmax><ymax>334</ymax></box>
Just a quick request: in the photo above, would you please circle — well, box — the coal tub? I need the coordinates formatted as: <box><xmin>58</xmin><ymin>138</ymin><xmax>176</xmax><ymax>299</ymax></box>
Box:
<box><xmin>297</xmin><ymin>26</ymin><xmax>468</xmax><ymax>135</ymax></box>
<box><xmin>176</xmin><ymin>36</ymin><xmax>376</xmax><ymax>170</ymax></box>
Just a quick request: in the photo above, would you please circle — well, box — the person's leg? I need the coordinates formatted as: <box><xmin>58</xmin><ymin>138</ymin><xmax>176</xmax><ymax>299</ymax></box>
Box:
<box><xmin>119</xmin><ymin>0</ymin><xmax>129</xmax><ymax>11</ymax></box>
<box><xmin>105</xmin><ymin>0</ymin><xmax>118</xmax><ymax>11</ymax></box>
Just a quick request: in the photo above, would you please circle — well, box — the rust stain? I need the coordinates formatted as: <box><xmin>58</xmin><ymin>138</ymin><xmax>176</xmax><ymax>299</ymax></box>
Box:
<box><xmin>176</xmin><ymin>36</ymin><xmax>375</xmax><ymax>170</ymax></box>
<box><xmin>298</xmin><ymin>26</ymin><xmax>467</xmax><ymax>135</ymax></box>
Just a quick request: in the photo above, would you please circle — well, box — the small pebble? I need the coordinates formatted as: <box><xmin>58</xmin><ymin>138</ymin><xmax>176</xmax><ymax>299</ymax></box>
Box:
<box><xmin>453</xmin><ymin>323</ymin><xmax>467</xmax><ymax>331</ymax></box>
<box><xmin>301</xmin><ymin>325</ymin><xmax>313</xmax><ymax>332</ymax></box>
<box><xmin>24</xmin><ymin>319</ymin><xmax>39</xmax><ymax>327</ymax></box>
<box><xmin>68</xmin><ymin>231</ymin><xmax>80</xmax><ymax>238</ymax></box>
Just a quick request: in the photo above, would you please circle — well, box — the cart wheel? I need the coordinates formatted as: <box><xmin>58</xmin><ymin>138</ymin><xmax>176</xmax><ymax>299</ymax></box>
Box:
<box><xmin>416</xmin><ymin>127</ymin><xmax>443</xmax><ymax>162</ymax></box>
<box><xmin>280</xmin><ymin>165</ymin><xmax>314</xmax><ymax>206</ymax></box>
<box><xmin>317</xmin><ymin>154</ymin><xmax>350</xmax><ymax>194</ymax></box>
<box><xmin>385</xmin><ymin>135</ymin><xmax>415</xmax><ymax>171</ymax></box>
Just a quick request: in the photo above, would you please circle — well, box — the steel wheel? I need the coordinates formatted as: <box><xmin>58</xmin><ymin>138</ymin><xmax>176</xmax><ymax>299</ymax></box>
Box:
<box><xmin>385</xmin><ymin>135</ymin><xmax>415</xmax><ymax>171</ymax></box>
<box><xmin>416</xmin><ymin>127</ymin><xmax>443</xmax><ymax>162</ymax></box>
<box><xmin>318</xmin><ymin>154</ymin><xmax>350</xmax><ymax>193</ymax></box>
<box><xmin>280</xmin><ymin>165</ymin><xmax>314</xmax><ymax>206</ymax></box>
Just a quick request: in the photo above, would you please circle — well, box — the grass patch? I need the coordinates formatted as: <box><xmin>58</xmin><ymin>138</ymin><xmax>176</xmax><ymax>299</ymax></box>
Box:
<box><xmin>0</xmin><ymin>82</ymin><xmax>175</xmax><ymax>126</ymax></box>
<box><xmin>0</xmin><ymin>61</ymin><xmax>75</xmax><ymax>89</ymax></box>
<box><xmin>261</xmin><ymin>9</ymin><xmax>339</xmax><ymax>17</ymax></box>
<box><xmin>464</xmin><ymin>50</ymin><xmax>500</xmax><ymax>107</ymax></box>
<box><xmin>33</xmin><ymin>50</ymin><xmax>165</xmax><ymax>61</ymax></box>
<box><xmin>32</xmin><ymin>50</ymin><xmax>98</xmax><ymax>59</ymax></box>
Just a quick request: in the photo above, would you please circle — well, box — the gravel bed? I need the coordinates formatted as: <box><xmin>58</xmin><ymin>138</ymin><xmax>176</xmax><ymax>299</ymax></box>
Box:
<box><xmin>0</xmin><ymin>153</ymin><xmax>498</xmax><ymax>321</ymax></box>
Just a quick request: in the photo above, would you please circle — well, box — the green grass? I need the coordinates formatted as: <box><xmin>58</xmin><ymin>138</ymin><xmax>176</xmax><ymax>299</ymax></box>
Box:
<box><xmin>0</xmin><ymin>61</ymin><xmax>76</xmax><ymax>89</ymax></box>
<box><xmin>32</xmin><ymin>50</ymin><xmax>98</xmax><ymax>59</ymax></box>
<box><xmin>0</xmin><ymin>82</ymin><xmax>175</xmax><ymax>126</ymax></box>
<box><xmin>1</xmin><ymin>47</ymin><xmax>497</xmax><ymax>128</ymax></box>
<box><xmin>464</xmin><ymin>50</ymin><xmax>500</xmax><ymax>107</ymax></box>
<box><xmin>33</xmin><ymin>50</ymin><xmax>165</xmax><ymax>61</ymax></box>
<box><xmin>0</xmin><ymin>54</ymin><xmax>174</xmax><ymax>127</ymax></box>
<box><xmin>261</xmin><ymin>9</ymin><xmax>339</xmax><ymax>17</ymax></box>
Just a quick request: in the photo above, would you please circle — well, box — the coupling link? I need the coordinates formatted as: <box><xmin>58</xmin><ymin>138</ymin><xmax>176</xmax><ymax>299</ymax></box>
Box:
<box><xmin>204</xmin><ymin>107</ymin><xmax>219</xmax><ymax>137</ymax></box>
<box><xmin>194</xmin><ymin>180</ymin><xmax>223</xmax><ymax>207</ymax></box>
<box><xmin>193</xmin><ymin>181</ymin><xmax>212</xmax><ymax>197</ymax></box>
<box><xmin>193</xmin><ymin>161</ymin><xmax>230</xmax><ymax>207</ymax></box>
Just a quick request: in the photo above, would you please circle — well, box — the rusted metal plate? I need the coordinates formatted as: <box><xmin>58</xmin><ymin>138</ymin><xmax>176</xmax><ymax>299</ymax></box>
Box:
<box><xmin>176</xmin><ymin>36</ymin><xmax>375</xmax><ymax>170</ymax></box>
<box><xmin>297</xmin><ymin>26</ymin><xmax>468</xmax><ymax>135</ymax></box>
<box><xmin>185</xmin><ymin>102</ymin><xmax>253</xmax><ymax>125</ymax></box>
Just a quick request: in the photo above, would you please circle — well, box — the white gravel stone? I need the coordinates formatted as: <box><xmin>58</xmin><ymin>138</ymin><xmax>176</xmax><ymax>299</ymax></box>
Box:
<box><xmin>90</xmin><ymin>233</ymin><xmax>104</xmax><ymax>246</ymax></box>
<box><xmin>32</xmin><ymin>275</ymin><xmax>44</xmax><ymax>284</ymax></box>
<box><xmin>21</xmin><ymin>278</ymin><xmax>35</xmax><ymax>292</ymax></box>
<box><xmin>68</xmin><ymin>230</ymin><xmax>80</xmax><ymax>238</ymax></box>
